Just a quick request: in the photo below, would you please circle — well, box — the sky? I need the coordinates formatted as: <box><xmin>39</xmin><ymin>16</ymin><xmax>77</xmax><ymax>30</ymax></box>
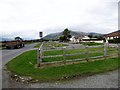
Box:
<box><xmin>0</xmin><ymin>0</ymin><xmax>119</xmax><ymax>40</ymax></box>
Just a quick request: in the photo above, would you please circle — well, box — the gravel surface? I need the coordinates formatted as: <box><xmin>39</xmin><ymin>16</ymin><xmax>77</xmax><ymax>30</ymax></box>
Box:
<box><xmin>2</xmin><ymin>69</ymin><xmax>119</xmax><ymax>88</ymax></box>
<box><xmin>27</xmin><ymin>70</ymin><xmax>119</xmax><ymax>88</ymax></box>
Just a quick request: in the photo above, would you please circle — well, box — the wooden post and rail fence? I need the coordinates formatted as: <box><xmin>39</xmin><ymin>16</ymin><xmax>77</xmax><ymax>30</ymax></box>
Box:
<box><xmin>37</xmin><ymin>42</ymin><xmax>118</xmax><ymax>67</ymax></box>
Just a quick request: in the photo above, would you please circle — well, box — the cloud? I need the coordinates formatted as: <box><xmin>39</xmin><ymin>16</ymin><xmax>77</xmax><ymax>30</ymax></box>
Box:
<box><xmin>0</xmin><ymin>0</ymin><xmax>119</xmax><ymax>39</ymax></box>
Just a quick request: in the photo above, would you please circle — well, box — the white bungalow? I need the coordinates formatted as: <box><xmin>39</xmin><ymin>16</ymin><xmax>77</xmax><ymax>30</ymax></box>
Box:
<box><xmin>70</xmin><ymin>36</ymin><xmax>80</xmax><ymax>43</ymax></box>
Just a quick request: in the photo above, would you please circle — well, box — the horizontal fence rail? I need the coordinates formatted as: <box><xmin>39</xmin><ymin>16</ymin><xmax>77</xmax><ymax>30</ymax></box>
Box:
<box><xmin>65</xmin><ymin>52</ymin><xmax>86</xmax><ymax>56</ymax></box>
<box><xmin>43</xmin><ymin>55</ymin><xmax>63</xmax><ymax>58</ymax></box>
<box><xmin>37</xmin><ymin>43</ymin><xmax>118</xmax><ymax>67</ymax></box>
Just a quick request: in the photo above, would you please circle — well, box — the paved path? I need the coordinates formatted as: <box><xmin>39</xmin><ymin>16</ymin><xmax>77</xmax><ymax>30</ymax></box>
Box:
<box><xmin>2</xmin><ymin>43</ymin><xmax>37</xmax><ymax>66</ymax></box>
<box><xmin>1</xmin><ymin>43</ymin><xmax>37</xmax><ymax>89</ymax></box>
<box><xmin>0</xmin><ymin>43</ymin><xmax>119</xmax><ymax>89</ymax></box>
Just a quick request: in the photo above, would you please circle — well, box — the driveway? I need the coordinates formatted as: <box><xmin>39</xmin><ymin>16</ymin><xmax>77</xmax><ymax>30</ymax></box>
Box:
<box><xmin>0</xmin><ymin>43</ymin><xmax>119</xmax><ymax>89</ymax></box>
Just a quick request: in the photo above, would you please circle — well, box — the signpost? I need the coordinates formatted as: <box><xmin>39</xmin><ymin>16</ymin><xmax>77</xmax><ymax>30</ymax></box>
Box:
<box><xmin>37</xmin><ymin>32</ymin><xmax>43</xmax><ymax>67</ymax></box>
<box><xmin>39</xmin><ymin>32</ymin><xmax>43</xmax><ymax>38</ymax></box>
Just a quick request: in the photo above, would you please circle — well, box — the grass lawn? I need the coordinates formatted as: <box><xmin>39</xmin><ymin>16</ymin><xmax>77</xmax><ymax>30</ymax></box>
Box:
<box><xmin>34</xmin><ymin>42</ymin><xmax>68</xmax><ymax>48</ymax></box>
<box><xmin>0</xmin><ymin>42</ymin><xmax>6</xmax><ymax>50</ymax></box>
<box><xmin>6</xmin><ymin>46</ymin><xmax>119</xmax><ymax>81</ymax></box>
<box><xmin>0</xmin><ymin>46</ymin><xmax>6</xmax><ymax>50</ymax></box>
<box><xmin>34</xmin><ymin>43</ymin><xmax>41</xmax><ymax>48</ymax></box>
<box><xmin>43</xmin><ymin>47</ymin><xmax>117</xmax><ymax>62</ymax></box>
<box><xmin>0</xmin><ymin>47</ymin><xmax>2</xmax><ymax>50</ymax></box>
<box><xmin>6</xmin><ymin>56</ymin><xmax>119</xmax><ymax>81</ymax></box>
<box><xmin>82</xmin><ymin>42</ymin><xmax>103</xmax><ymax>46</ymax></box>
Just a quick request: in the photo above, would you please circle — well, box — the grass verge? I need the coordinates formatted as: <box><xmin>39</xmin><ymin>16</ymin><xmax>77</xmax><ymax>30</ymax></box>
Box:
<box><xmin>6</xmin><ymin>49</ymin><xmax>119</xmax><ymax>81</ymax></box>
<box><xmin>34</xmin><ymin>43</ymin><xmax>41</xmax><ymax>48</ymax></box>
<box><xmin>34</xmin><ymin>42</ymin><xmax>68</xmax><ymax>48</ymax></box>
<box><xmin>82</xmin><ymin>42</ymin><xmax>103</xmax><ymax>46</ymax></box>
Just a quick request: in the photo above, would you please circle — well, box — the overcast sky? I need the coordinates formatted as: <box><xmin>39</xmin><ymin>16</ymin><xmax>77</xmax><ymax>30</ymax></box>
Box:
<box><xmin>0</xmin><ymin>0</ymin><xmax>119</xmax><ymax>39</ymax></box>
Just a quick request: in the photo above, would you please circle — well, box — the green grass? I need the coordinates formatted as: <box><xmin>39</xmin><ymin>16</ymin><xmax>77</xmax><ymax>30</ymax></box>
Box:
<box><xmin>6</xmin><ymin>47</ymin><xmax>120</xmax><ymax>81</ymax></box>
<box><xmin>34</xmin><ymin>43</ymin><xmax>41</xmax><ymax>48</ymax></box>
<box><xmin>82</xmin><ymin>42</ymin><xmax>103</xmax><ymax>46</ymax></box>
<box><xmin>0</xmin><ymin>42</ymin><xmax>6</xmax><ymax>50</ymax></box>
<box><xmin>0</xmin><ymin>47</ymin><xmax>2</xmax><ymax>50</ymax></box>
<box><xmin>0</xmin><ymin>46</ymin><xmax>6</xmax><ymax>50</ymax></box>
<box><xmin>34</xmin><ymin>42</ymin><xmax>68</xmax><ymax>48</ymax></box>
<box><xmin>42</xmin><ymin>47</ymin><xmax>117</xmax><ymax>62</ymax></box>
<box><xmin>6</xmin><ymin>46</ymin><xmax>119</xmax><ymax>81</ymax></box>
<box><xmin>43</xmin><ymin>42</ymin><xmax>68</xmax><ymax>47</ymax></box>
<box><xmin>43</xmin><ymin>47</ymin><xmax>107</xmax><ymax>56</ymax></box>
<box><xmin>6</xmin><ymin>55</ymin><xmax>119</xmax><ymax>81</ymax></box>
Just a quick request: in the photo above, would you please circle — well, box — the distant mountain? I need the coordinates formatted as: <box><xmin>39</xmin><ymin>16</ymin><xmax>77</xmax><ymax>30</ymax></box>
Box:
<box><xmin>87</xmin><ymin>32</ymin><xmax>103</xmax><ymax>36</ymax></box>
<box><xmin>69</xmin><ymin>31</ymin><xmax>86</xmax><ymax>37</ymax></box>
<box><xmin>43</xmin><ymin>30</ymin><xmax>86</xmax><ymax>40</ymax></box>
<box><xmin>43</xmin><ymin>30</ymin><xmax>102</xmax><ymax>40</ymax></box>
<box><xmin>43</xmin><ymin>32</ymin><xmax>62</xmax><ymax>40</ymax></box>
<box><xmin>0</xmin><ymin>38</ymin><xmax>13</xmax><ymax>42</ymax></box>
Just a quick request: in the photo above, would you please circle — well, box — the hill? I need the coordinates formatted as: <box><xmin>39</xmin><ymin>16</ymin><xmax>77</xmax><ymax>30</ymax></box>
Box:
<box><xmin>0</xmin><ymin>38</ymin><xmax>13</xmax><ymax>42</ymax></box>
<box><xmin>43</xmin><ymin>30</ymin><xmax>102</xmax><ymax>40</ymax></box>
<box><xmin>87</xmin><ymin>32</ymin><xmax>103</xmax><ymax>36</ymax></box>
<box><xmin>43</xmin><ymin>30</ymin><xmax>87</xmax><ymax>40</ymax></box>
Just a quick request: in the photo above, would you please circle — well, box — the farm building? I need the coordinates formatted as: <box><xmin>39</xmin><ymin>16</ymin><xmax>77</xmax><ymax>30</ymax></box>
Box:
<box><xmin>104</xmin><ymin>30</ymin><xmax>120</xmax><ymax>40</ymax></box>
<box><xmin>70</xmin><ymin>36</ymin><xmax>82</xmax><ymax>43</ymax></box>
<box><xmin>70</xmin><ymin>35</ymin><xmax>104</xmax><ymax>43</ymax></box>
<box><xmin>81</xmin><ymin>35</ymin><xmax>103</xmax><ymax>43</ymax></box>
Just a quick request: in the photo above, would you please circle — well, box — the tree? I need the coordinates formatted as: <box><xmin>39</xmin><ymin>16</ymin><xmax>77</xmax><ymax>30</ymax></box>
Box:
<box><xmin>97</xmin><ymin>36</ymin><xmax>104</xmax><ymax>40</ymax></box>
<box><xmin>15</xmin><ymin>36</ymin><xmax>23</xmax><ymax>41</ymax></box>
<box><xmin>63</xmin><ymin>28</ymin><xmax>70</xmax><ymax>36</ymax></box>
<box><xmin>68</xmin><ymin>34</ymin><xmax>72</xmax><ymax>39</ymax></box>
<box><xmin>59</xmin><ymin>36</ymin><xmax>64</xmax><ymax>42</ymax></box>
<box><xmin>59</xmin><ymin>28</ymin><xmax>71</xmax><ymax>42</ymax></box>
<box><xmin>88</xmin><ymin>34</ymin><xmax>93</xmax><ymax>40</ymax></box>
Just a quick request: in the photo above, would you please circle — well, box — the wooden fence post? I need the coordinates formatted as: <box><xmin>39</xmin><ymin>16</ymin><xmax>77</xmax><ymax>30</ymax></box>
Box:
<box><xmin>37</xmin><ymin>43</ymin><xmax>43</xmax><ymax>67</ymax></box>
<box><xmin>37</xmin><ymin>49</ymin><xmax>42</xmax><ymax>67</ymax></box>
<box><xmin>63</xmin><ymin>46</ymin><xmax>66</xmax><ymax>64</ymax></box>
<box><xmin>104</xmin><ymin>42</ymin><xmax>107</xmax><ymax>59</ymax></box>
<box><xmin>86</xmin><ymin>46</ymin><xmax>89</xmax><ymax>62</ymax></box>
<box><xmin>118</xmin><ymin>43</ymin><xmax>120</xmax><ymax>59</ymax></box>
<box><xmin>37</xmin><ymin>49</ymin><xmax>40</xmax><ymax>66</ymax></box>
